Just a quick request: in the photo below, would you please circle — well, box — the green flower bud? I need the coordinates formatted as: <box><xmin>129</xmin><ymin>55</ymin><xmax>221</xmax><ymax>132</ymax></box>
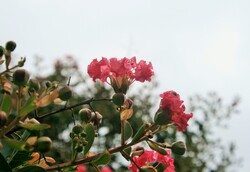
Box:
<box><xmin>5</xmin><ymin>41</ymin><xmax>16</xmax><ymax>52</ymax></box>
<box><xmin>0</xmin><ymin>111</ymin><xmax>8</xmax><ymax>128</ymax></box>
<box><xmin>36</xmin><ymin>136</ymin><xmax>52</xmax><ymax>153</ymax></box>
<box><xmin>69</xmin><ymin>132</ymin><xmax>75</xmax><ymax>139</ymax></box>
<box><xmin>45</xmin><ymin>81</ymin><xmax>52</xmax><ymax>88</ymax></box>
<box><xmin>0</xmin><ymin>46</ymin><xmax>4</xmax><ymax>57</ymax></box>
<box><xmin>154</xmin><ymin>108</ymin><xmax>171</xmax><ymax>126</ymax></box>
<box><xmin>72</xmin><ymin>125</ymin><xmax>83</xmax><ymax>134</ymax></box>
<box><xmin>171</xmin><ymin>141</ymin><xmax>186</xmax><ymax>155</ymax></box>
<box><xmin>59</xmin><ymin>86</ymin><xmax>72</xmax><ymax>101</ymax></box>
<box><xmin>80</xmin><ymin>132</ymin><xmax>86</xmax><ymax>137</ymax></box>
<box><xmin>29</xmin><ymin>79</ymin><xmax>41</xmax><ymax>92</ymax></box>
<box><xmin>12</xmin><ymin>69</ymin><xmax>30</xmax><ymax>87</ymax></box>
<box><xmin>112</xmin><ymin>93</ymin><xmax>125</xmax><ymax>106</ymax></box>
<box><xmin>79</xmin><ymin>108</ymin><xmax>92</xmax><ymax>122</ymax></box>
<box><xmin>81</xmin><ymin>139</ymin><xmax>88</xmax><ymax>146</ymax></box>
<box><xmin>76</xmin><ymin>145</ymin><xmax>83</xmax><ymax>152</ymax></box>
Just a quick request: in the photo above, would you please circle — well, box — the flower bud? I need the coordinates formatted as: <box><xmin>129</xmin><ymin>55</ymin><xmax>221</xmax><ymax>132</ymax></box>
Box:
<box><xmin>154</xmin><ymin>108</ymin><xmax>171</xmax><ymax>125</ymax></box>
<box><xmin>0</xmin><ymin>111</ymin><xmax>8</xmax><ymax>128</ymax></box>
<box><xmin>45</xmin><ymin>81</ymin><xmax>52</xmax><ymax>88</ymax></box>
<box><xmin>12</xmin><ymin>69</ymin><xmax>30</xmax><ymax>87</ymax></box>
<box><xmin>72</xmin><ymin>125</ymin><xmax>84</xmax><ymax>134</ymax></box>
<box><xmin>36</xmin><ymin>136</ymin><xmax>52</xmax><ymax>153</ymax></box>
<box><xmin>76</xmin><ymin>145</ymin><xmax>83</xmax><ymax>152</ymax></box>
<box><xmin>112</xmin><ymin>93</ymin><xmax>125</xmax><ymax>106</ymax></box>
<box><xmin>0</xmin><ymin>46</ymin><xmax>4</xmax><ymax>57</ymax></box>
<box><xmin>79</xmin><ymin>108</ymin><xmax>92</xmax><ymax>123</ymax></box>
<box><xmin>59</xmin><ymin>86</ymin><xmax>72</xmax><ymax>101</ymax></box>
<box><xmin>5</xmin><ymin>41</ymin><xmax>16</xmax><ymax>52</ymax></box>
<box><xmin>29</xmin><ymin>79</ymin><xmax>41</xmax><ymax>92</ymax></box>
<box><xmin>171</xmin><ymin>141</ymin><xmax>186</xmax><ymax>155</ymax></box>
<box><xmin>92</xmin><ymin>112</ymin><xmax>103</xmax><ymax>125</ymax></box>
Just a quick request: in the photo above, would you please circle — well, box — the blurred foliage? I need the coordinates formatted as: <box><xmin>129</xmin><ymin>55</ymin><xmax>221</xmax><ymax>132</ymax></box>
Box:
<box><xmin>35</xmin><ymin>56</ymin><xmax>240</xmax><ymax>172</ymax></box>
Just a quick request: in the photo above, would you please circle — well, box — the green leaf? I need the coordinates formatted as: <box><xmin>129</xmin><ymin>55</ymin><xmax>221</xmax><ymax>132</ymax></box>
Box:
<box><xmin>17</xmin><ymin>166</ymin><xmax>46</xmax><ymax>172</ymax></box>
<box><xmin>93</xmin><ymin>150</ymin><xmax>111</xmax><ymax>165</ymax></box>
<box><xmin>19</xmin><ymin>96</ymin><xmax>37</xmax><ymax>117</ymax></box>
<box><xmin>83</xmin><ymin>123</ymin><xmax>95</xmax><ymax>155</ymax></box>
<box><xmin>18</xmin><ymin>123</ymin><xmax>50</xmax><ymax>131</ymax></box>
<box><xmin>131</xmin><ymin>123</ymin><xmax>146</xmax><ymax>144</ymax></box>
<box><xmin>147</xmin><ymin>140</ymin><xmax>167</xmax><ymax>155</ymax></box>
<box><xmin>0</xmin><ymin>153</ymin><xmax>12</xmax><ymax>172</ymax></box>
<box><xmin>124</xmin><ymin>120</ymin><xmax>133</xmax><ymax>142</ymax></box>
<box><xmin>2</xmin><ymin>138</ymin><xmax>25</xmax><ymax>151</ymax></box>
<box><xmin>121</xmin><ymin>147</ymin><xmax>131</xmax><ymax>161</ymax></box>
<box><xmin>9</xmin><ymin>151</ymin><xmax>33</xmax><ymax>168</ymax></box>
<box><xmin>1</xmin><ymin>94</ymin><xmax>12</xmax><ymax>114</ymax></box>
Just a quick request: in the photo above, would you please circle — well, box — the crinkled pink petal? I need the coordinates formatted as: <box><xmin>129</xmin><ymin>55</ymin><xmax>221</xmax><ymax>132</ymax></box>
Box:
<box><xmin>134</xmin><ymin>60</ymin><xmax>154</xmax><ymax>82</ymax></box>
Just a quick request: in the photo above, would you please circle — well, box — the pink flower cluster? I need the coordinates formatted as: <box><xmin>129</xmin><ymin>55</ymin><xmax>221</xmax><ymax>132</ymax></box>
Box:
<box><xmin>87</xmin><ymin>57</ymin><xmax>154</xmax><ymax>93</ymax></box>
<box><xmin>160</xmin><ymin>91</ymin><xmax>193</xmax><ymax>131</ymax></box>
<box><xmin>128</xmin><ymin>149</ymin><xmax>175</xmax><ymax>172</ymax></box>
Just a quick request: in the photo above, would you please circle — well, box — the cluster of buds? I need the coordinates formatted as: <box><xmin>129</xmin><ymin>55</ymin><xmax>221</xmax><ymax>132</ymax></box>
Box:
<box><xmin>70</xmin><ymin>125</ymin><xmax>88</xmax><ymax>152</ymax></box>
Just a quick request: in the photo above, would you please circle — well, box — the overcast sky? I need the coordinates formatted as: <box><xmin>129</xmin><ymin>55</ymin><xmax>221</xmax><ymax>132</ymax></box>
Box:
<box><xmin>1</xmin><ymin>0</ymin><xmax>249</xmax><ymax>171</ymax></box>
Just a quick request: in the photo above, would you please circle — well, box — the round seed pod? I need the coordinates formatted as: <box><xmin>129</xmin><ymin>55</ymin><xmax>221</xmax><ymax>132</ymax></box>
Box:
<box><xmin>72</xmin><ymin>125</ymin><xmax>83</xmax><ymax>134</ymax></box>
<box><xmin>79</xmin><ymin>108</ymin><xmax>92</xmax><ymax>123</ymax></box>
<box><xmin>5</xmin><ymin>41</ymin><xmax>16</xmax><ymax>52</ymax></box>
<box><xmin>59</xmin><ymin>86</ymin><xmax>72</xmax><ymax>101</ymax></box>
<box><xmin>12</xmin><ymin>69</ymin><xmax>30</xmax><ymax>87</ymax></box>
<box><xmin>36</xmin><ymin>137</ymin><xmax>52</xmax><ymax>153</ymax></box>
<box><xmin>112</xmin><ymin>93</ymin><xmax>125</xmax><ymax>106</ymax></box>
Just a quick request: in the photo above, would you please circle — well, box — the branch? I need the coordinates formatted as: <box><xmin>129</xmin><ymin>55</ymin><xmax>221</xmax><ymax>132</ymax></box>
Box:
<box><xmin>6</xmin><ymin>98</ymin><xmax>112</xmax><ymax>135</ymax></box>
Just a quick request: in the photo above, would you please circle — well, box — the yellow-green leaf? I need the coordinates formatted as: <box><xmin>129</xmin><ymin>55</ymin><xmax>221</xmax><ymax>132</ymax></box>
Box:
<box><xmin>19</xmin><ymin>96</ymin><xmax>37</xmax><ymax>117</ymax></box>
<box><xmin>131</xmin><ymin>123</ymin><xmax>146</xmax><ymax>144</ymax></box>
<box><xmin>93</xmin><ymin>150</ymin><xmax>111</xmax><ymax>165</ymax></box>
<box><xmin>83</xmin><ymin>124</ymin><xmax>95</xmax><ymax>155</ymax></box>
<box><xmin>18</xmin><ymin>123</ymin><xmax>50</xmax><ymax>131</ymax></box>
<box><xmin>1</xmin><ymin>94</ymin><xmax>12</xmax><ymax>114</ymax></box>
<box><xmin>124</xmin><ymin>120</ymin><xmax>133</xmax><ymax>142</ymax></box>
<box><xmin>2</xmin><ymin>138</ymin><xmax>25</xmax><ymax>151</ymax></box>
<box><xmin>147</xmin><ymin>140</ymin><xmax>167</xmax><ymax>155</ymax></box>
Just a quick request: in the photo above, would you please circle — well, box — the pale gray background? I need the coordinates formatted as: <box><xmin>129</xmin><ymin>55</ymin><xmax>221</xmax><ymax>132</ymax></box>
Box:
<box><xmin>1</xmin><ymin>0</ymin><xmax>249</xmax><ymax>171</ymax></box>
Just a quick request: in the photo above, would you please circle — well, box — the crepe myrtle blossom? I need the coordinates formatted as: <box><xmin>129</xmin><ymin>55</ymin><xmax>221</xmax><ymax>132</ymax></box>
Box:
<box><xmin>87</xmin><ymin>57</ymin><xmax>154</xmax><ymax>94</ymax></box>
<box><xmin>128</xmin><ymin>149</ymin><xmax>175</xmax><ymax>172</ymax></box>
<box><xmin>155</xmin><ymin>91</ymin><xmax>193</xmax><ymax>131</ymax></box>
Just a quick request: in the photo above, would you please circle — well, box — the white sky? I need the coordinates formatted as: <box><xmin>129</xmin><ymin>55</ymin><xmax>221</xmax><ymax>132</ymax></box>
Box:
<box><xmin>1</xmin><ymin>0</ymin><xmax>250</xmax><ymax>171</ymax></box>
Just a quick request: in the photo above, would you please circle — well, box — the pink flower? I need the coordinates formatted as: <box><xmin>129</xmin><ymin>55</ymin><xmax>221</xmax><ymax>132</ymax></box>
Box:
<box><xmin>76</xmin><ymin>164</ymin><xmax>87</xmax><ymax>172</ymax></box>
<box><xmin>128</xmin><ymin>150</ymin><xmax>156</xmax><ymax>172</ymax></box>
<box><xmin>100</xmin><ymin>166</ymin><xmax>112</xmax><ymax>172</ymax></box>
<box><xmin>159</xmin><ymin>91</ymin><xmax>193</xmax><ymax>131</ymax></box>
<box><xmin>87</xmin><ymin>57</ymin><xmax>110</xmax><ymax>82</ymax></box>
<box><xmin>87</xmin><ymin>57</ymin><xmax>154</xmax><ymax>93</ymax></box>
<box><xmin>128</xmin><ymin>149</ymin><xmax>175</xmax><ymax>172</ymax></box>
<box><xmin>134</xmin><ymin>60</ymin><xmax>154</xmax><ymax>82</ymax></box>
